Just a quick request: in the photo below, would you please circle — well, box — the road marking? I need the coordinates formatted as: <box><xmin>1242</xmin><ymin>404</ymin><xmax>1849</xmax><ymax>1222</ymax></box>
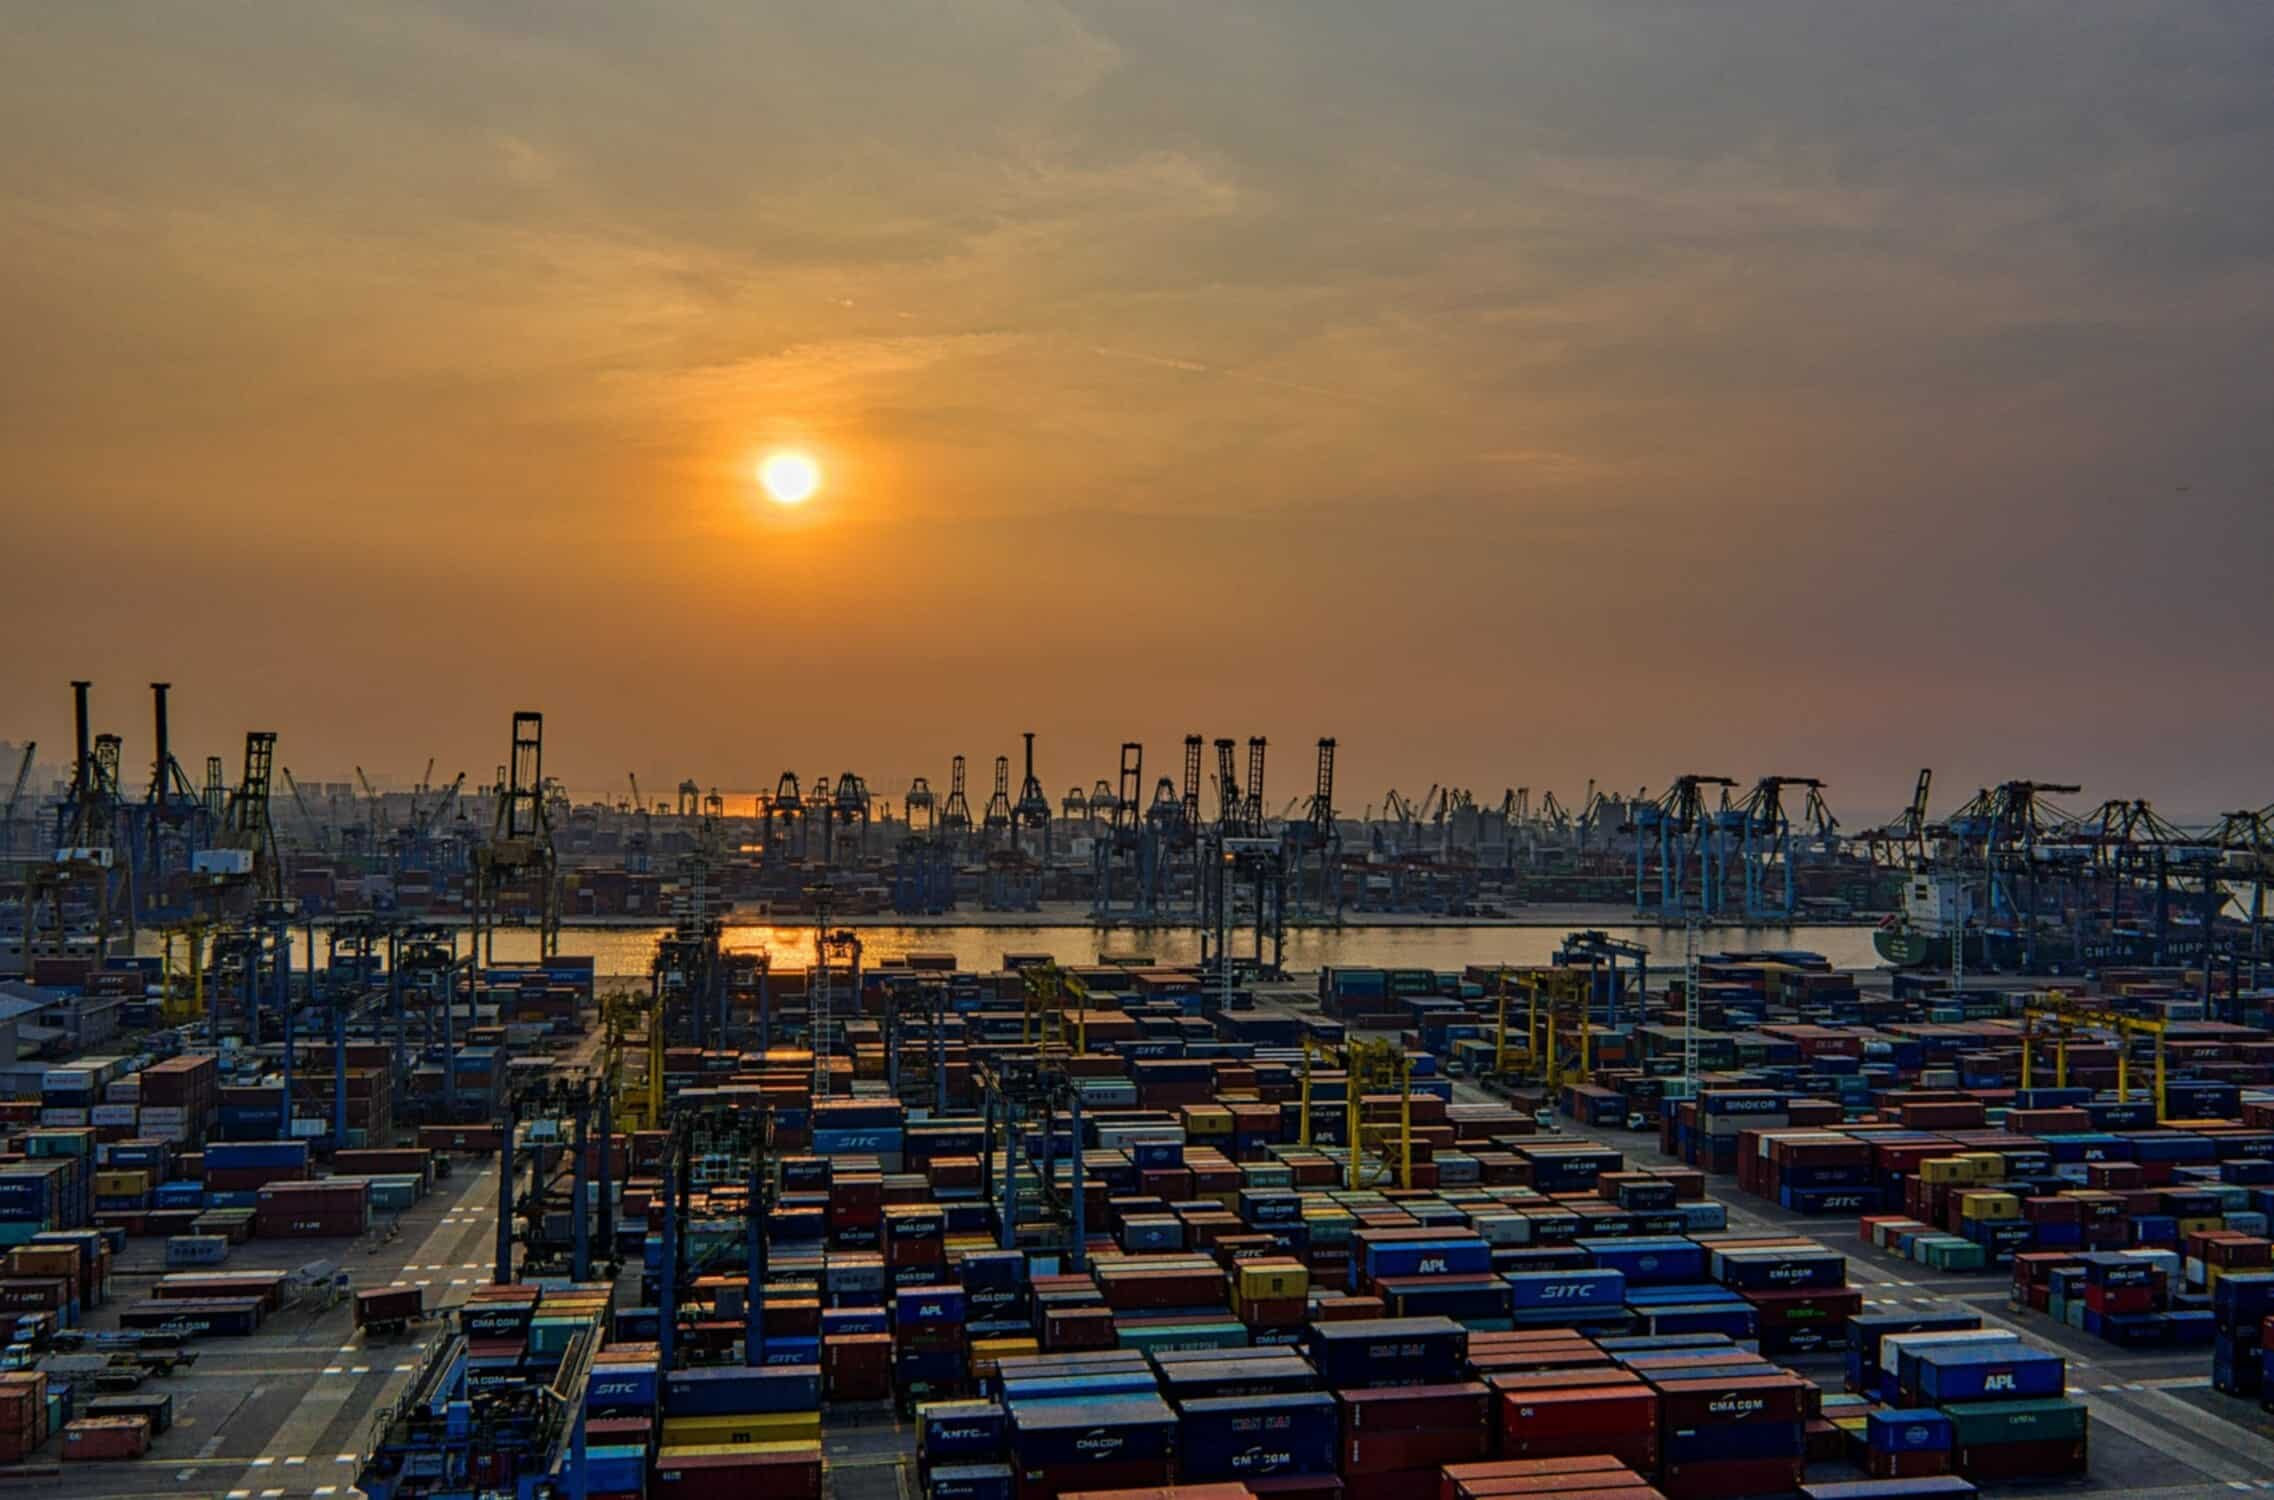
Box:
<box><xmin>261</xmin><ymin>1490</ymin><xmax>284</xmax><ymax>1499</ymax></box>
<box><xmin>450</xmin><ymin>1278</ymin><xmax>467</xmax><ymax>1285</ymax></box>
<box><xmin>316</xmin><ymin>1489</ymin><xmax>338</xmax><ymax>1497</ymax></box>
<box><xmin>285</xmin><ymin>1456</ymin><xmax>307</xmax><ymax>1466</ymax></box>
<box><xmin>394</xmin><ymin>1364</ymin><xmax>414</xmax><ymax>1373</ymax></box>
<box><xmin>351</xmin><ymin>1366</ymin><xmax>369</xmax><ymax>1375</ymax></box>
<box><xmin>227</xmin><ymin>1491</ymin><xmax>251</xmax><ymax>1499</ymax></box>
<box><xmin>250</xmin><ymin>1457</ymin><xmax>274</xmax><ymax>1467</ymax></box>
<box><xmin>322</xmin><ymin>1366</ymin><xmax>343</xmax><ymax>1376</ymax></box>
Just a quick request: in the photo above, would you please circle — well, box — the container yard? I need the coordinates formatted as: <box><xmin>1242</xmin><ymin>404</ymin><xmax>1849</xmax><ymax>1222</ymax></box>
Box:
<box><xmin>0</xmin><ymin>697</ymin><xmax>2271</xmax><ymax>1500</ymax></box>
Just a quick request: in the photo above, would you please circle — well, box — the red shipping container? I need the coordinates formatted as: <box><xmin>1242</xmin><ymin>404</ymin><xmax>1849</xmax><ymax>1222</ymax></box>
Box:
<box><xmin>1441</xmin><ymin>1455</ymin><xmax>1634</xmax><ymax>1500</ymax></box>
<box><xmin>1659</xmin><ymin>1456</ymin><xmax>1802</xmax><ymax>1500</ymax></box>
<box><xmin>1338</xmin><ymin>1472</ymin><xmax>1439</xmax><ymax>1500</ymax></box>
<box><xmin>653</xmin><ymin>1445</ymin><xmax>822</xmax><ymax>1500</ymax></box>
<box><xmin>1340</xmin><ymin>1382</ymin><xmax>1491</xmax><ymax>1432</ymax></box>
<box><xmin>64</xmin><ymin>1416</ymin><xmax>150</xmax><ymax>1461</ymax></box>
<box><xmin>1499</xmin><ymin>1384</ymin><xmax>1659</xmax><ymax>1474</ymax></box>
<box><xmin>1017</xmin><ymin>1459</ymin><xmax>1174</xmax><ymax>1500</ymax></box>
<box><xmin>1457</xmin><ymin>1484</ymin><xmax>1657</xmax><ymax>1500</ymax></box>
<box><xmin>1342</xmin><ymin>1426</ymin><xmax>1491</xmax><ymax>1474</ymax></box>
<box><xmin>1247</xmin><ymin>1477</ymin><xmax>1346</xmax><ymax>1500</ymax></box>
<box><xmin>1953</xmin><ymin>1437</ymin><xmax>2088</xmax><ymax>1481</ymax></box>
<box><xmin>1486</xmin><ymin>1369</ymin><xmax>1639</xmax><ymax>1394</ymax></box>
<box><xmin>1062</xmin><ymin>1488</ymin><xmax>1254</xmax><ymax>1500</ymax></box>
<box><xmin>822</xmin><ymin>1333</ymin><xmax>891</xmax><ymax>1400</ymax></box>
<box><xmin>1868</xmin><ymin>1447</ymin><xmax>1951</xmax><ymax>1479</ymax></box>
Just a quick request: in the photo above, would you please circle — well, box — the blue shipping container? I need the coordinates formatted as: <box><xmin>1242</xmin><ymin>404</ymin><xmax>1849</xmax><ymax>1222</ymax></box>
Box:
<box><xmin>1505</xmin><ymin>1268</ymin><xmax>1626</xmax><ymax>1310</ymax></box>
<box><xmin>1177</xmin><ymin>1391</ymin><xmax>1337</xmax><ymax>1478</ymax></box>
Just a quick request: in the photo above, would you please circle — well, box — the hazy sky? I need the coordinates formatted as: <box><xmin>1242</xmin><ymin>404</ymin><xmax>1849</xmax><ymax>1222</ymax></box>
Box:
<box><xmin>5</xmin><ymin>3</ymin><xmax>2271</xmax><ymax>821</ymax></box>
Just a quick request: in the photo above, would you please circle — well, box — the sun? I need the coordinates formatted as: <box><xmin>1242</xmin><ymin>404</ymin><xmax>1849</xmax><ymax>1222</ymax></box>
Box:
<box><xmin>758</xmin><ymin>451</ymin><xmax>822</xmax><ymax>505</ymax></box>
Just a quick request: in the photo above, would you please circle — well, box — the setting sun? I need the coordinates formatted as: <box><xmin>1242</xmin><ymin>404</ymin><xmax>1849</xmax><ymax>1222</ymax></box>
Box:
<box><xmin>758</xmin><ymin>451</ymin><xmax>822</xmax><ymax>505</ymax></box>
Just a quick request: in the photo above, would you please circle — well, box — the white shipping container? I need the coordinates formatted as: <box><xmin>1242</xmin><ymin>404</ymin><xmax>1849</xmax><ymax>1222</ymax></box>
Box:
<box><xmin>91</xmin><ymin>1105</ymin><xmax>137</xmax><ymax>1127</ymax></box>
<box><xmin>39</xmin><ymin>1108</ymin><xmax>89</xmax><ymax>1126</ymax></box>
<box><xmin>137</xmin><ymin>1107</ymin><xmax>188</xmax><ymax>1125</ymax></box>
<box><xmin>41</xmin><ymin>1070</ymin><xmax>93</xmax><ymax>1094</ymax></box>
<box><xmin>105</xmin><ymin>1081</ymin><xmax>141</xmax><ymax>1104</ymax></box>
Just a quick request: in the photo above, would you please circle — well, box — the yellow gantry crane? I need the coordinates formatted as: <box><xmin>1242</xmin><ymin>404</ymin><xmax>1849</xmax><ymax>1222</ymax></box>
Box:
<box><xmin>1021</xmin><ymin>962</ymin><xmax>1092</xmax><ymax>1051</ymax></box>
<box><xmin>1299</xmin><ymin>1035</ymin><xmax>1414</xmax><ymax>1188</ymax></box>
<box><xmin>1494</xmin><ymin>967</ymin><xmax>1592</xmax><ymax>1089</ymax></box>
<box><xmin>157</xmin><ymin>919</ymin><xmax>210</xmax><ymax>1025</ymax></box>
<box><xmin>602</xmin><ymin>989</ymin><xmax>666</xmax><ymax>1132</ymax></box>
<box><xmin>2020</xmin><ymin>992</ymin><xmax>2170</xmax><ymax>1118</ymax></box>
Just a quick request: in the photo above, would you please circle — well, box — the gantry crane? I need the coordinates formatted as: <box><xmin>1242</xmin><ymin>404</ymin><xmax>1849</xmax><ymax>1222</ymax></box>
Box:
<box><xmin>1020</xmin><ymin>961</ymin><xmax>1093</xmax><ymax>1049</ymax></box>
<box><xmin>1298</xmin><ymin>1036</ymin><xmax>1416</xmax><ymax>1188</ymax></box>
<box><xmin>471</xmin><ymin>711</ymin><xmax>560</xmax><ymax>960</ymax></box>
<box><xmin>2020</xmin><ymin>994</ymin><xmax>2171</xmax><ymax>1118</ymax></box>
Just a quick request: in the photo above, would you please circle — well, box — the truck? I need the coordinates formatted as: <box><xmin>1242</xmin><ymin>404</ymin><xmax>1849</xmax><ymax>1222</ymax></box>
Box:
<box><xmin>354</xmin><ymin>1284</ymin><xmax>426</xmax><ymax>1336</ymax></box>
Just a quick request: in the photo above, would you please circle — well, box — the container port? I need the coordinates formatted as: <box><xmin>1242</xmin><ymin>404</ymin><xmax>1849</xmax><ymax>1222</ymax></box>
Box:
<box><xmin>12</xmin><ymin>0</ymin><xmax>2274</xmax><ymax>1492</ymax></box>
<box><xmin>0</xmin><ymin>693</ymin><xmax>2271</xmax><ymax>1499</ymax></box>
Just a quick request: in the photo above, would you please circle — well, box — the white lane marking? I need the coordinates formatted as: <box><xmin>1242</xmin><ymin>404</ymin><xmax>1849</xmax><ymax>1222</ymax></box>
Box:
<box><xmin>284</xmin><ymin>1456</ymin><xmax>307</xmax><ymax>1466</ymax></box>
<box><xmin>250</xmin><ymin>1458</ymin><xmax>274</xmax><ymax>1467</ymax></box>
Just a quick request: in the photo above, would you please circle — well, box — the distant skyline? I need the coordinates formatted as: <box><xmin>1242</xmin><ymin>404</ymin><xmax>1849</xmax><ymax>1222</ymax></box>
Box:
<box><xmin>5</xmin><ymin>5</ymin><xmax>2271</xmax><ymax>815</ymax></box>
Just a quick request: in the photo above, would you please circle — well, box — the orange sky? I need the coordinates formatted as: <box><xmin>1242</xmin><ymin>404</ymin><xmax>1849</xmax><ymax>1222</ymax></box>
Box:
<box><xmin>4</xmin><ymin>5</ymin><xmax>2271</xmax><ymax>819</ymax></box>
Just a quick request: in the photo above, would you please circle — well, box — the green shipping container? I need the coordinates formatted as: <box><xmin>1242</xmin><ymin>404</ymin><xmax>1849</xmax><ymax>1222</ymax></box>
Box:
<box><xmin>1921</xmin><ymin>1238</ymin><xmax>1987</xmax><ymax>1272</ymax></box>
<box><xmin>1942</xmin><ymin>1397</ymin><xmax>2090</xmax><ymax>1447</ymax></box>
<box><xmin>1114</xmin><ymin>1321</ymin><xmax>1248</xmax><ymax>1354</ymax></box>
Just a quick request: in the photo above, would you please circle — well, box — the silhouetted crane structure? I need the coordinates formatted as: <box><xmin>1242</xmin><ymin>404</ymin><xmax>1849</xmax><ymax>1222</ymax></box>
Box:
<box><xmin>1281</xmin><ymin>736</ymin><xmax>1342</xmax><ymax>919</ymax></box>
<box><xmin>1092</xmin><ymin>742</ymin><xmax>1150</xmax><ymax>920</ymax></box>
<box><xmin>893</xmin><ymin>775</ymin><xmax>953</xmax><ymax>915</ymax></box>
<box><xmin>24</xmin><ymin>682</ymin><xmax>135</xmax><ymax>956</ymax></box>
<box><xmin>139</xmin><ymin>681</ymin><xmax>210</xmax><ymax>915</ymax></box>
<box><xmin>1732</xmin><ymin>776</ymin><xmax>1838</xmax><ymax>920</ymax></box>
<box><xmin>939</xmin><ymin>755</ymin><xmax>974</xmax><ymax>851</ymax></box>
<box><xmin>0</xmin><ymin>742</ymin><xmax>33</xmax><ymax>857</ymax></box>
<box><xmin>1629</xmin><ymin>774</ymin><xmax>1736</xmax><ymax>918</ymax></box>
<box><xmin>824</xmin><ymin>771</ymin><xmax>870</xmax><ymax>864</ymax></box>
<box><xmin>1012</xmin><ymin>732</ymin><xmax>1052</xmax><ymax>862</ymax></box>
<box><xmin>982</xmin><ymin>755</ymin><xmax>1013</xmax><ymax>847</ymax></box>
<box><xmin>1200</xmin><ymin>734</ymin><xmax>1292</xmax><ymax>977</ymax></box>
<box><xmin>472</xmin><ymin>711</ymin><xmax>559</xmax><ymax>961</ymax></box>
<box><xmin>763</xmin><ymin>771</ymin><xmax>807</xmax><ymax>862</ymax></box>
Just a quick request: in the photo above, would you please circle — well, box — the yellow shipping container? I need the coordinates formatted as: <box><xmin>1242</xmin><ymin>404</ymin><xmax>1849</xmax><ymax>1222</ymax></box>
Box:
<box><xmin>1955</xmin><ymin>1152</ymin><xmax>2008</xmax><ymax>1180</ymax></box>
<box><xmin>1236</xmin><ymin>1262</ymin><xmax>1310</xmax><ymax>1301</ymax></box>
<box><xmin>1957</xmin><ymin>1191</ymin><xmax>2021</xmax><ymax>1222</ymax></box>
<box><xmin>1182</xmin><ymin>1106</ymin><xmax>1234</xmax><ymax>1137</ymax></box>
<box><xmin>94</xmin><ymin>1170</ymin><xmax>149</xmax><ymax>1196</ymax></box>
<box><xmin>969</xmin><ymin>1336</ymin><xmax>1038</xmax><ymax>1377</ymax></box>
<box><xmin>1918</xmin><ymin>1157</ymin><xmax>1972</xmax><ymax>1185</ymax></box>
<box><xmin>657</xmin><ymin>1440</ymin><xmax>821</xmax><ymax>1464</ymax></box>
<box><xmin>2176</xmin><ymin>1215</ymin><xmax>2224</xmax><ymax>1238</ymax></box>
<box><xmin>660</xmin><ymin>1412</ymin><xmax>821</xmax><ymax>1447</ymax></box>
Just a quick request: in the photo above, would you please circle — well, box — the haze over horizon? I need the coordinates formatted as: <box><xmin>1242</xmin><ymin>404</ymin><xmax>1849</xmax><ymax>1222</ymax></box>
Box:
<box><xmin>5</xmin><ymin>5</ymin><xmax>2271</xmax><ymax>817</ymax></box>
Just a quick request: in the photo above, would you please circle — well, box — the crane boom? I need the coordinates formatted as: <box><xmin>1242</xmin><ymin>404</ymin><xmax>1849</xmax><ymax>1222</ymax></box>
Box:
<box><xmin>1</xmin><ymin>742</ymin><xmax>33</xmax><ymax>854</ymax></box>
<box><xmin>281</xmin><ymin>766</ymin><xmax>327</xmax><ymax>847</ymax></box>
